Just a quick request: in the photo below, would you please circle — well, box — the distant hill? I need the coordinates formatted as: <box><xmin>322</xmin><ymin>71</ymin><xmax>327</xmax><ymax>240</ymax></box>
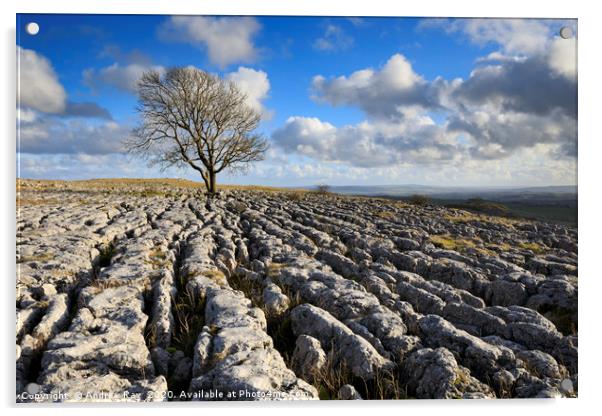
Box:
<box><xmin>322</xmin><ymin>184</ymin><xmax>577</xmax><ymax>201</ymax></box>
<box><xmin>323</xmin><ymin>184</ymin><xmax>577</xmax><ymax>225</ymax></box>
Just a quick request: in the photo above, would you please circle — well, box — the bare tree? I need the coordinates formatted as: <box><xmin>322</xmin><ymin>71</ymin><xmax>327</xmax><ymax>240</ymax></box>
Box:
<box><xmin>126</xmin><ymin>67</ymin><xmax>268</xmax><ymax>194</ymax></box>
<box><xmin>316</xmin><ymin>184</ymin><xmax>331</xmax><ymax>194</ymax></box>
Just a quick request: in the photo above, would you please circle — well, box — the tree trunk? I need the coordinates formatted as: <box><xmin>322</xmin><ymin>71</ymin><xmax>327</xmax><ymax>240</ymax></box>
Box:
<box><xmin>209</xmin><ymin>170</ymin><xmax>217</xmax><ymax>194</ymax></box>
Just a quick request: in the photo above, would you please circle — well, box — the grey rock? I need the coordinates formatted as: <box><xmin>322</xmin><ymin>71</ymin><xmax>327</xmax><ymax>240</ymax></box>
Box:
<box><xmin>517</xmin><ymin>350</ymin><xmax>564</xmax><ymax>379</ymax></box>
<box><xmin>262</xmin><ymin>283</ymin><xmax>290</xmax><ymax>317</ymax></box>
<box><xmin>151</xmin><ymin>346</ymin><xmax>170</xmax><ymax>376</ymax></box>
<box><xmin>188</xmin><ymin>287</ymin><xmax>317</xmax><ymax>400</ymax></box>
<box><xmin>16</xmin><ymin>182</ymin><xmax>578</xmax><ymax>400</ymax></box>
<box><xmin>290</xmin><ymin>304</ymin><xmax>394</xmax><ymax>380</ymax></box>
<box><xmin>401</xmin><ymin>347</ymin><xmax>495</xmax><ymax>399</ymax></box>
<box><xmin>338</xmin><ymin>384</ymin><xmax>363</xmax><ymax>400</ymax></box>
<box><xmin>417</xmin><ymin>315</ymin><xmax>515</xmax><ymax>379</ymax></box>
<box><xmin>396</xmin><ymin>281</ymin><xmax>445</xmax><ymax>314</ymax></box>
<box><xmin>291</xmin><ymin>335</ymin><xmax>327</xmax><ymax>382</ymax></box>
<box><xmin>31</xmin><ymin>293</ymin><xmax>70</xmax><ymax>344</ymax></box>
<box><xmin>190</xmin><ymin>349</ymin><xmax>318</xmax><ymax>400</ymax></box>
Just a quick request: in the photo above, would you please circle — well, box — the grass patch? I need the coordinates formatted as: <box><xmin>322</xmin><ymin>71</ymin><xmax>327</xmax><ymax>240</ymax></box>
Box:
<box><xmin>179</xmin><ymin>269</ymin><xmax>228</xmax><ymax>289</ymax></box>
<box><xmin>228</xmin><ymin>270</ymin><xmax>265</xmax><ymax>307</ymax></box>
<box><xmin>502</xmin><ymin>202</ymin><xmax>577</xmax><ymax>227</ymax></box>
<box><xmin>392</xmin><ymin>201</ymin><xmax>410</xmax><ymax>209</ymax></box>
<box><xmin>429</xmin><ymin>235</ymin><xmax>493</xmax><ymax>256</ymax></box>
<box><xmin>200</xmin><ymin>269</ymin><xmax>228</xmax><ymax>286</ymax></box>
<box><xmin>485</xmin><ymin>241</ymin><xmax>513</xmax><ymax>252</ymax></box>
<box><xmin>33</xmin><ymin>300</ymin><xmax>50</xmax><ymax>309</ymax></box>
<box><xmin>17</xmin><ymin>252</ymin><xmax>54</xmax><ymax>263</ymax></box>
<box><xmin>266</xmin><ymin>262</ymin><xmax>286</xmax><ymax>279</ymax></box>
<box><xmin>146</xmin><ymin>247</ymin><xmax>170</xmax><ymax>269</ymax></box>
<box><xmin>76</xmin><ymin>199</ymin><xmax>94</xmax><ymax>205</ymax></box>
<box><xmin>16</xmin><ymin>198</ymin><xmax>61</xmax><ymax>206</ymax></box>
<box><xmin>170</xmin><ymin>288</ymin><xmax>206</xmax><ymax>357</ymax></box>
<box><xmin>517</xmin><ymin>241</ymin><xmax>547</xmax><ymax>254</ymax></box>
<box><xmin>443</xmin><ymin>211</ymin><xmax>520</xmax><ymax>226</ymax></box>
<box><xmin>286</xmin><ymin>190</ymin><xmax>307</xmax><ymax>201</ymax></box>
<box><xmin>408</xmin><ymin>194</ymin><xmax>430</xmax><ymax>206</ymax></box>
<box><xmin>373</xmin><ymin>210</ymin><xmax>396</xmax><ymax>221</ymax></box>
<box><xmin>262</xmin><ymin>292</ymin><xmax>305</xmax><ymax>373</ymax></box>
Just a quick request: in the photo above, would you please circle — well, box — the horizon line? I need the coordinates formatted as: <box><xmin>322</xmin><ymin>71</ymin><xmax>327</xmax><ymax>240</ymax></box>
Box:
<box><xmin>15</xmin><ymin>176</ymin><xmax>578</xmax><ymax>190</ymax></box>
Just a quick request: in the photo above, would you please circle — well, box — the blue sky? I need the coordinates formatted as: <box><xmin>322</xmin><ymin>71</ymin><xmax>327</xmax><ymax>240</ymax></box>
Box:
<box><xmin>16</xmin><ymin>14</ymin><xmax>577</xmax><ymax>187</ymax></box>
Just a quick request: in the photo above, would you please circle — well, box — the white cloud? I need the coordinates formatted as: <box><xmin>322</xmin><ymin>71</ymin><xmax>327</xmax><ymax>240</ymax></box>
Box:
<box><xmin>272</xmin><ymin>116</ymin><xmax>462</xmax><ymax>168</ymax></box>
<box><xmin>313</xmin><ymin>25</ymin><xmax>354</xmax><ymax>52</ymax></box>
<box><xmin>226</xmin><ymin>67</ymin><xmax>272</xmax><ymax>118</ymax></box>
<box><xmin>17</xmin><ymin>108</ymin><xmax>37</xmax><ymax>123</ymax></box>
<box><xmin>461</xmin><ymin>19</ymin><xmax>552</xmax><ymax>55</ymax></box>
<box><xmin>307</xmin><ymin>36</ymin><xmax>577</xmax><ymax>164</ymax></box>
<box><xmin>19</xmin><ymin>116</ymin><xmax>129</xmax><ymax>155</ymax></box>
<box><xmin>548</xmin><ymin>36</ymin><xmax>577</xmax><ymax>79</ymax></box>
<box><xmin>421</xmin><ymin>18</ymin><xmax>577</xmax><ymax>81</ymax></box>
<box><xmin>453</xmin><ymin>55</ymin><xmax>576</xmax><ymax>118</ymax></box>
<box><xmin>475</xmin><ymin>51</ymin><xmax>528</xmax><ymax>64</ymax></box>
<box><xmin>17</xmin><ymin>47</ymin><xmax>112</xmax><ymax>120</ymax></box>
<box><xmin>17</xmin><ymin>46</ymin><xmax>67</xmax><ymax>113</ymax></box>
<box><xmin>449</xmin><ymin>107</ymin><xmax>576</xmax><ymax>159</ymax></box>
<box><xmin>159</xmin><ymin>16</ymin><xmax>261</xmax><ymax>67</ymax></box>
<box><xmin>18</xmin><ymin>152</ymin><xmax>182</xmax><ymax>180</ymax></box>
<box><xmin>83</xmin><ymin>62</ymin><xmax>166</xmax><ymax>93</ymax></box>
<box><xmin>312</xmin><ymin>54</ymin><xmax>435</xmax><ymax>120</ymax></box>
<box><xmin>240</xmin><ymin>143</ymin><xmax>576</xmax><ymax>187</ymax></box>
<box><xmin>420</xmin><ymin>18</ymin><xmax>556</xmax><ymax>56</ymax></box>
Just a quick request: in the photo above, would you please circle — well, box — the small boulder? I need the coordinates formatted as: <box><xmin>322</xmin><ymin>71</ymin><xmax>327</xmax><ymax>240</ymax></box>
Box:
<box><xmin>401</xmin><ymin>347</ymin><xmax>495</xmax><ymax>399</ymax></box>
<box><xmin>338</xmin><ymin>384</ymin><xmax>363</xmax><ymax>400</ymax></box>
<box><xmin>291</xmin><ymin>335</ymin><xmax>326</xmax><ymax>382</ymax></box>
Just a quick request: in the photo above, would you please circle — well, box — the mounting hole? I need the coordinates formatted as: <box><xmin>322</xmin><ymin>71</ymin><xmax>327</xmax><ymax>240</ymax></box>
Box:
<box><xmin>25</xmin><ymin>22</ymin><xmax>39</xmax><ymax>36</ymax></box>
<box><xmin>559</xmin><ymin>26</ymin><xmax>573</xmax><ymax>39</ymax></box>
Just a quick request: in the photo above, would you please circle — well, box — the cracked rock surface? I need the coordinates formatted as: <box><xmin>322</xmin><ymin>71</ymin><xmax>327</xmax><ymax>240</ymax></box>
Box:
<box><xmin>16</xmin><ymin>180</ymin><xmax>577</xmax><ymax>401</ymax></box>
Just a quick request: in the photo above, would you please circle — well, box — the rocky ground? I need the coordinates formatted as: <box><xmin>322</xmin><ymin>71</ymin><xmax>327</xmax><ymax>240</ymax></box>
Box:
<box><xmin>16</xmin><ymin>180</ymin><xmax>578</xmax><ymax>402</ymax></box>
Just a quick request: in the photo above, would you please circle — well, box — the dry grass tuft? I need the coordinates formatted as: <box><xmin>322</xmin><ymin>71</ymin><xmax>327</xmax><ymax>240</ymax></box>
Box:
<box><xmin>227</xmin><ymin>271</ymin><xmax>265</xmax><ymax>307</ymax></box>
<box><xmin>408</xmin><ymin>194</ymin><xmax>430</xmax><ymax>206</ymax></box>
<box><xmin>444</xmin><ymin>210</ymin><xmax>522</xmax><ymax>226</ymax></box>
<box><xmin>429</xmin><ymin>235</ymin><xmax>494</xmax><ymax>256</ymax></box>
<box><xmin>171</xmin><ymin>287</ymin><xmax>206</xmax><ymax>356</ymax></box>
<box><xmin>485</xmin><ymin>241</ymin><xmax>513</xmax><ymax>252</ymax></box>
<box><xmin>200</xmin><ymin>269</ymin><xmax>228</xmax><ymax>286</ymax></box>
<box><xmin>146</xmin><ymin>247</ymin><xmax>170</xmax><ymax>269</ymax></box>
<box><xmin>286</xmin><ymin>190</ymin><xmax>307</xmax><ymax>201</ymax></box>
<box><xmin>17</xmin><ymin>252</ymin><xmax>55</xmax><ymax>263</ymax></box>
<box><xmin>373</xmin><ymin>210</ymin><xmax>396</xmax><ymax>221</ymax></box>
<box><xmin>311</xmin><ymin>353</ymin><xmax>404</xmax><ymax>400</ymax></box>
<box><xmin>16</xmin><ymin>197</ymin><xmax>61</xmax><ymax>206</ymax></box>
<box><xmin>517</xmin><ymin>241</ymin><xmax>547</xmax><ymax>254</ymax></box>
<box><xmin>266</xmin><ymin>262</ymin><xmax>286</xmax><ymax>279</ymax></box>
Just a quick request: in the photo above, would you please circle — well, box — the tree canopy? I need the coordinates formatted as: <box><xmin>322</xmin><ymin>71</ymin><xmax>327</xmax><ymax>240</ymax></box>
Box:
<box><xmin>126</xmin><ymin>67</ymin><xmax>268</xmax><ymax>193</ymax></box>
